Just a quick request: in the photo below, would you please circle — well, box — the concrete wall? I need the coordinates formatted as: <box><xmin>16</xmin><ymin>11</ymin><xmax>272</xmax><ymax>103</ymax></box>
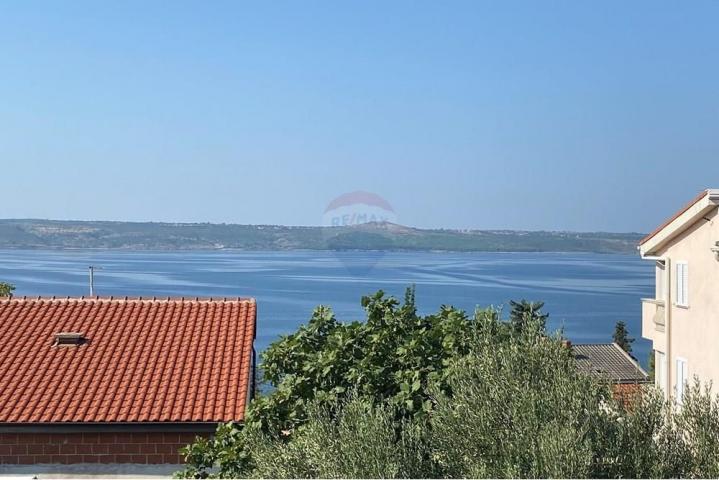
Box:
<box><xmin>652</xmin><ymin>207</ymin><xmax>719</xmax><ymax>398</ymax></box>
<box><xmin>0</xmin><ymin>431</ymin><xmax>203</xmax><ymax>465</ymax></box>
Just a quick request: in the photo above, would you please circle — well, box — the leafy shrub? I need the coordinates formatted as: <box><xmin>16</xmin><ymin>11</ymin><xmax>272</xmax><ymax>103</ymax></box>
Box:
<box><xmin>675</xmin><ymin>381</ymin><xmax>719</xmax><ymax>477</ymax></box>
<box><xmin>429</xmin><ymin>317</ymin><xmax>604</xmax><ymax>478</ymax></box>
<box><xmin>178</xmin><ymin>289</ymin><xmax>719</xmax><ymax>478</ymax></box>
<box><xmin>179</xmin><ymin>287</ymin><xmax>484</xmax><ymax>478</ymax></box>
<box><xmin>248</xmin><ymin>287</ymin><xmax>481</xmax><ymax>433</ymax></box>
<box><xmin>245</xmin><ymin>396</ymin><xmax>433</xmax><ymax>478</ymax></box>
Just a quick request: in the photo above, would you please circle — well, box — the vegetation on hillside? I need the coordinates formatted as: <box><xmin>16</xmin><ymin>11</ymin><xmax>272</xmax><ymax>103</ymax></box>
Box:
<box><xmin>178</xmin><ymin>289</ymin><xmax>719</xmax><ymax>478</ymax></box>
<box><xmin>0</xmin><ymin>219</ymin><xmax>643</xmax><ymax>253</ymax></box>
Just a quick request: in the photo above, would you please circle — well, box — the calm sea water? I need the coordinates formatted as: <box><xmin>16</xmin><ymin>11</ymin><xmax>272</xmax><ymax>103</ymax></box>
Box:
<box><xmin>0</xmin><ymin>249</ymin><xmax>653</xmax><ymax>366</ymax></box>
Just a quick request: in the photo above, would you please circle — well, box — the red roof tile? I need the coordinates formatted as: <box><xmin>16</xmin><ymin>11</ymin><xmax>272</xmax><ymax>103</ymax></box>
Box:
<box><xmin>0</xmin><ymin>297</ymin><xmax>256</xmax><ymax>423</ymax></box>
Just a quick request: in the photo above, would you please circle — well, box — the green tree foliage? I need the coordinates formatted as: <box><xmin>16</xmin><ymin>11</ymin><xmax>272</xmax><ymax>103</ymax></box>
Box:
<box><xmin>179</xmin><ymin>290</ymin><xmax>719</xmax><ymax>478</ymax></box>
<box><xmin>509</xmin><ymin>299</ymin><xmax>548</xmax><ymax>333</ymax></box>
<box><xmin>0</xmin><ymin>282</ymin><xmax>15</xmax><ymax>298</ymax></box>
<box><xmin>648</xmin><ymin>350</ymin><xmax>656</xmax><ymax>382</ymax></box>
<box><xmin>242</xmin><ymin>396</ymin><xmax>433</xmax><ymax>479</ymax></box>
<box><xmin>429</xmin><ymin>318</ymin><xmax>605</xmax><ymax>478</ymax></box>
<box><xmin>613</xmin><ymin>320</ymin><xmax>634</xmax><ymax>353</ymax></box>
<box><xmin>594</xmin><ymin>380</ymin><xmax>719</xmax><ymax>478</ymax></box>
<box><xmin>431</xmin><ymin>331</ymin><xmax>716</xmax><ymax>478</ymax></box>
<box><xmin>248</xmin><ymin>286</ymin><xmax>480</xmax><ymax>433</ymax></box>
<box><xmin>179</xmin><ymin>287</ymin><xmax>491</xmax><ymax>478</ymax></box>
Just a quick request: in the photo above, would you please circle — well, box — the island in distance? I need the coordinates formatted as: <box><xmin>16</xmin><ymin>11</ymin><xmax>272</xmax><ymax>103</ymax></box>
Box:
<box><xmin>0</xmin><ymin>219</ymin><xmax>644</xmax><ymax>254</ymax></box>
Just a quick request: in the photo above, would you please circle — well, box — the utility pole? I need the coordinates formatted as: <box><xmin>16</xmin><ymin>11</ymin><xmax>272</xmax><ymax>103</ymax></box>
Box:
<box><xmin>88</xmin><ymin>265</ymin><xmax>102</xmax><ymax>296</ymax></box>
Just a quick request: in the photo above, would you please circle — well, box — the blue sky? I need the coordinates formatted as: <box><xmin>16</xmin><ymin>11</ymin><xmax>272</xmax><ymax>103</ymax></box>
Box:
<box><xmin>1</xmin><ymin>1</ymin><xmax>716</xmax><ymax>232</ymax></box>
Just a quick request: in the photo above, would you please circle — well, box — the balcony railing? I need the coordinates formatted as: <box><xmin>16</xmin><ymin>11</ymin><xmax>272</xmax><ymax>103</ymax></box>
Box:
<box><xmin>642</xmin><ymin>298</ymin><xmax>665</xmax><ymax>338</ymax></box>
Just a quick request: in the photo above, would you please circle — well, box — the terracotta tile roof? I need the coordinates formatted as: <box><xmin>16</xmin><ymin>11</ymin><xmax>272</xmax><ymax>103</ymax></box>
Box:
<box><xmin>0</xmin><ymin>297</ymin><xmax>256</xmax><ymax>424</ymax></box>
<box><xmin>639</xmin><ymin>189</ymin><xmax>709</xmax><ymax>245</ymax></box>
<box><xmin>573</xmin><ymin>343</ymin><xmax>648</xmax><ymax>384</ymax></box>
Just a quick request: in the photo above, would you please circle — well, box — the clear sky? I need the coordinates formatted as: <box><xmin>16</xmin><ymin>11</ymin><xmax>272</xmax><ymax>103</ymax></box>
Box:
<box><xmin>1</xmin><ymin>1</ymin><xmax>716</xmax><ymax>232</ymax></box>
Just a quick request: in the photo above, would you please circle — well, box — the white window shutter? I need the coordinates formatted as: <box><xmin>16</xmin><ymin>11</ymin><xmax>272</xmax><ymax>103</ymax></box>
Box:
<box><xmin>675</xmin><ymin>264</ymin><xmax>681</xmax><ymax>305</ymax></box>
<box><xmin>676</xmin><ymin>262</ymin><xmax>688</xmax><ymax>307</ymax></box>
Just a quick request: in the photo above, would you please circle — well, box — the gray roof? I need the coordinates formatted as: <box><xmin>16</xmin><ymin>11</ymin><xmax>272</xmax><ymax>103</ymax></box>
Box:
<box><xmin>572</xmin><ymin>343</ymin><xmax>649</xmax><ymax>383</ymax></box>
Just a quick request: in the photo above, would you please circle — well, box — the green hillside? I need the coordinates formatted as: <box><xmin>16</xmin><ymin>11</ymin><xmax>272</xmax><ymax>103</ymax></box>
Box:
<box><xmin>0</xmin><ymin>219</ymin><xmax>644</xmax><ymax>253</ymax></box>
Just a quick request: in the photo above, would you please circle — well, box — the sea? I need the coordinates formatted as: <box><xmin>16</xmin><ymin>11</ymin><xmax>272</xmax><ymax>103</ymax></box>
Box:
<box><xmin>0</xmin><ymin>249</ymin><xmax>653</xmax><ymax>366</ymax></box>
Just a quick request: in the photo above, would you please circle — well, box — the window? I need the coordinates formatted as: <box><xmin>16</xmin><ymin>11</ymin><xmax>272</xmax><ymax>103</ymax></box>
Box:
<box><xmin>675</xmin><ymin>262</ymin><xmax>689</xmax><ymax>307</ymax></box>
<box><xmin>675</xmin><ymin>357</ymin><xmax>688</xmax><ymax>405</ymax></box>
<box><xmin>656</xmin><ymin>261</ymin><xmax>665</xmax><ymax>299</ymax></box>
<box><xmin>655</xmin><ymin>350</ymin><xmax>667</xmax><ymax>392</ymax></box>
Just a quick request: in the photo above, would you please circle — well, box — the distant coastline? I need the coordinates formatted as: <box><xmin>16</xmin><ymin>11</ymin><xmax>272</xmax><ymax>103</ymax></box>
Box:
<box><xmin>0</xmin><ymin>219</ymin><xmax>644</xmax><ymax>254</ymax></box>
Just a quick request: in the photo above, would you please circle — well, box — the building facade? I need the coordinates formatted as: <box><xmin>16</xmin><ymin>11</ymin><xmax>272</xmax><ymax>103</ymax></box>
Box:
<box><xmin>639</xmin><ymin>189</ymin><xmax>719</xmax><ymax>402</ymax></box>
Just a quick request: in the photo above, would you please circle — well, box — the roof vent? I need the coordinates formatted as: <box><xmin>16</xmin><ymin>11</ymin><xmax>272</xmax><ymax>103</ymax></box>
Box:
<box><xmin>54</xmin><ymin>332</ymin><xmax>86</xmax><ymax>346</ymax></box>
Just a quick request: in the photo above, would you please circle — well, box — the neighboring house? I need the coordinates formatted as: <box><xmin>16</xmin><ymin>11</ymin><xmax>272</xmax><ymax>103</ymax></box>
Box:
<box><xmin>0</xmin><ymin>297</ymin><xmax>256</xmax><ymax>470</ymax></box>
<box><xmin>571</xmin><ymin>342</ymin><xmax>649</xmax><ymax>404</ymax></box>
<box><xmin>639</xmin><ymin>189</ymin><xmax>719</xmax><ymax>403</ymax></box>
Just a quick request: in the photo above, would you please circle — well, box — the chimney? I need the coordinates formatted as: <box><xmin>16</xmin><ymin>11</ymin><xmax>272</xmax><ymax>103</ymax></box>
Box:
<box><xmin>54</xmin><ymin>332</ymin><xmax>86</xmax><ymax>346</ymax></box>
<box><xmin>561</xmin><ymin>339</ymin><xmax>572</xmax><ymax>349</ymax></box>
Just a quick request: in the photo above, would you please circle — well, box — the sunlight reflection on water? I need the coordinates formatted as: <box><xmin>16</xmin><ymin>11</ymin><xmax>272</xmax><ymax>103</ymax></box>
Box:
<box><xmin>0</xmin><ymin>249</ymin><xmax>653</xmax><ymax>365</ymax></box>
